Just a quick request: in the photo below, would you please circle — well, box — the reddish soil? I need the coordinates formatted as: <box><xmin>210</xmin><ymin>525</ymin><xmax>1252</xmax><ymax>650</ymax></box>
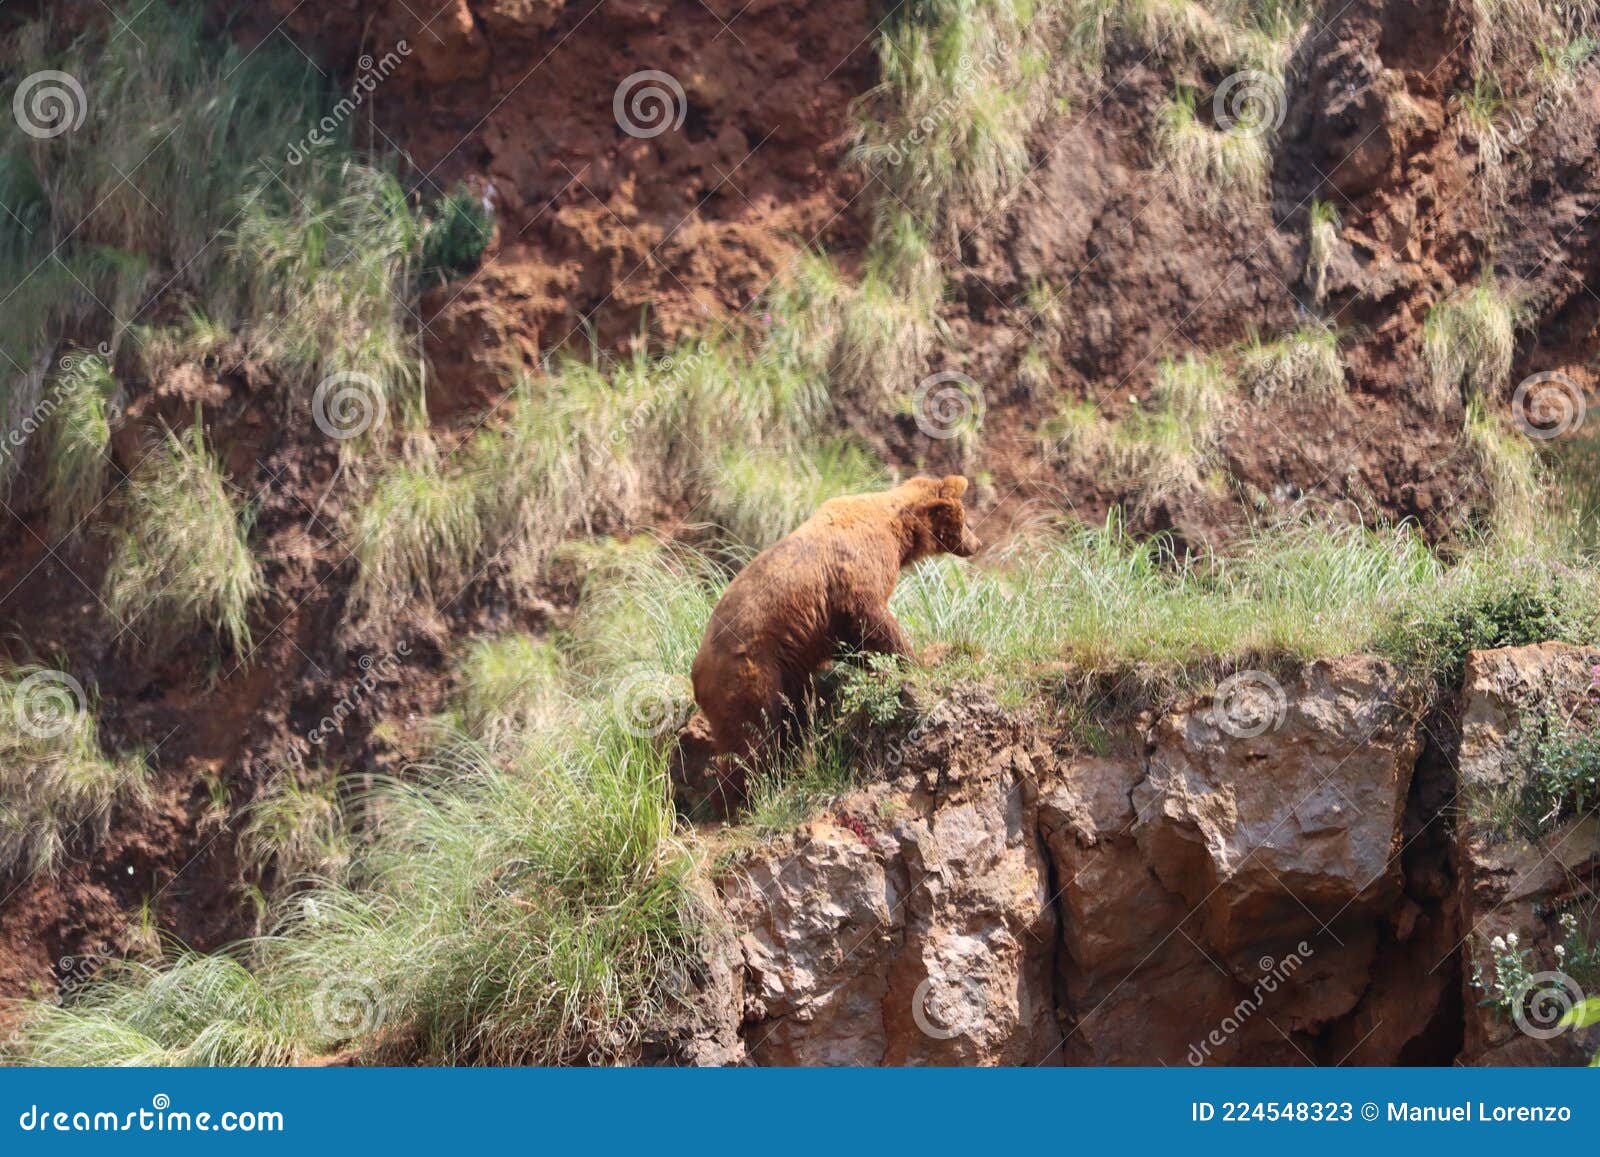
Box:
<box><xmin>3</xmin><ymin>0</ymin><xmax>1599</xmax><ymax>1014</ymax></box>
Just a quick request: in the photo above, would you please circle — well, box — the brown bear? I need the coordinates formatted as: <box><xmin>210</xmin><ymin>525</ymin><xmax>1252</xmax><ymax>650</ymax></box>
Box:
<box><xmin>681</xmin><ymin>475</ymin><xmax>980</xmax><ymax>801</ymax></box>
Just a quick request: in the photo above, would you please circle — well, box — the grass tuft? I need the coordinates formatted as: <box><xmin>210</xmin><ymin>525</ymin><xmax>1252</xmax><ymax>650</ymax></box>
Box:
<box><xmin>1422</xmin><ymin>275</ymin><xmax>1524</xmax><ymax>413</ymax></box>
<box><xmin>0</xmin><ymin>667</ymin><xmax>147</xmax><ymax>876</ymax></box>
<box><xmin>102</xmin><ymin>424</ymin><xmax>260</xmax><ymax>656</ymax></box>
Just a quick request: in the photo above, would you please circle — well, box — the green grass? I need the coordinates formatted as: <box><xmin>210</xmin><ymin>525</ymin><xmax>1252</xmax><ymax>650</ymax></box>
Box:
<box><xmin>0</xmin><ymin>666</ymin><xmax>148</xmax><ymax>876</ymax></box>
<box><xmin>348</xmin><ymin>451</ymin><xmax>482</xmax><ymax>620</ymax></box>
<box><xmin>228</xmin><ymin>156</ymin><xmax>423</xmax><ymax>417</ymax></box>
<box><xmin>1155</xmin><ymin>85</ymin><xmax>1272</xmax><ymax>208</ymax></box>
<box><xmin>348</xmin><ymin>334</ymin><xmax>842</xmax><ymax>620</ymax></box>
<box><xmin>1</xmin><ymin>1</ymin><xmax>433</xmax><ymax>489</ymax></box>
<box><xmin>1422</xmin><ymin>275</ymin><xmax>1524</xmax><ymax>413</ymax></box>
<box><xmin>41</xmin><ymin>351</ymin><xmax>118</xmax><ymax>537</ymax></box>
<box><xmin>102</xmin><ymin>423</ymin><xmax>260</xmax><ymax>656</ymax></box>
<box><xmin>703</xmin><ymin>440</ymin><xmax>888</xmax><ymax>551</ymax></box>
<box><xmin>851</xmin><ymin>0</ymin><xmax>1039</xmax><ymax>246</ymax></box>
<box><xmin>1239</xmin><ymin>323</ymin><xmax>1345</xmax><ymax>400</ymax></box>
<box><xmin>451</xmin><ymin>634</ymin><xmax>570</xmax><ymax>744</ymax></box>
<box><xmin>238</xmin><ymin>774</ymin><xmax>349</xmax><ymax>887</ymax></box>
<box><xmin>1305</xmin><ymin>199</ymin><xmax>1341</xmax><ymax>305</ymax></box>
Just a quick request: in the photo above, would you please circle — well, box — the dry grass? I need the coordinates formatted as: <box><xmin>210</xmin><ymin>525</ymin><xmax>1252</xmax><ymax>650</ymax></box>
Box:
<box><xmin>102</xmin><ymin>424</ymin><xmax>260</xmax><ymax>656</ymax></box>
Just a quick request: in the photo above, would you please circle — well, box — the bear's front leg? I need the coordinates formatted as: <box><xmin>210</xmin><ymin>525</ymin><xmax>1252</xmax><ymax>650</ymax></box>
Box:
<box><xmin>849</xmin><ymin>604</ymin><xmax>916</xmax><ymax>662</ymax></box>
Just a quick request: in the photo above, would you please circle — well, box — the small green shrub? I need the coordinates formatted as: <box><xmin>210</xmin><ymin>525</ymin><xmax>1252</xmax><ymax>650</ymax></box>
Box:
<box><xmin>1378</xmin><ymin>564</ymin><xmax>1595</xmax><ymax>688</ymax></box>
<box><xmin>421</xmin><ymin>187</ymin><xmax>492</xmax><ymax>286</ymax></box>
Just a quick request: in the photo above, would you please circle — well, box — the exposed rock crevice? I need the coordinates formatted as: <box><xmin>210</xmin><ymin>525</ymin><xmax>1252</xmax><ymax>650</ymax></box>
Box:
<box><xmin>685</xmin><ymin>648</ymin><xmax>1600</xmax><ymax>1066</ymax></box>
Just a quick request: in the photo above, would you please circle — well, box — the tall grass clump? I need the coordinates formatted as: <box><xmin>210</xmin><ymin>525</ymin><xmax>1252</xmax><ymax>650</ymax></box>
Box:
<box><xmin>41</xmin><ymin>352</ymin><xmax>118</xmax><ymax>536</ymax></box>
<box><xmin>1305</xmin><ymin>198</ymin><xmax>1341</xmax><ymax>305</ymax></box>
<box><xmin>1465</xmin><ymin>399</ymin><xmax>1542</xmax><ymax>531</ymax></box>
<box><xmin>1239</xmin><ymin>322</ymin><xmax>1344</xmax><ymax>400</ymax></box>
<box><xmin>1422</xmin><ymin>275</ymin><xmax>1524</xmax><ymax>413</ymax></box>
<box><xmin>851</xmin><ymin>0</ymin><xmax>1042</xmax><ymax>249</ymax></box>
<box><xmin>348</xmin><ymin>451</ymin><xmax>482</xmax><ymax>619</ymax></box>
<box><xmin>238</xmin><ymin>775</ymin><xmax>349</xmax><ymax>887</ymax></box>
<box><xmin>0</xmin><ymin>666</ymin><xmax>147</xmax><ymax>876</ymax></box>
<box><xmin>1</xmin><ymin>2</ymin><xmax>432</xmax><ymax>483</ymax></box>
<box><xmin>228</xmin><ymin>158</ymin><xmax>422</xmax><ymax>414</ymax></box>
<box><xmin>0</xmin><ymin>3</ymin><xmax>323</xmax><ymax>463</ymax></box>
<box><xmin>451</xmin><ymin>634</ymin><xmax>570</xmax><ymax>744</ymax></box>
<box><xmin>102</xmin><ymin>424</ymin><xmax>260</xmax><ymax>655</ymax></box>
<box><xmin>1155</xmin><ymin>84</ymin><xmax>1272</xmax><ymax>208</ymax></box>
<box><xmin>15</xmin><ymin>953</ymin><xmax>306</xmax><ymax>1067</ymax></box>
<box><xmin>349</xmin><ymin>333</ymin><xmax>842</xmax><ymax>620</ymax></box>
<box><xmin>703</xmin><ymin>441</ymin><xmax>887</xmax><ymax>550</ymax></box>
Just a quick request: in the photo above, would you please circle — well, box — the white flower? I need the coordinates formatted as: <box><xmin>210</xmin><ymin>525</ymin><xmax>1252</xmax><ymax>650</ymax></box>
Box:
<box><xmin>1491</xmin><ymin>936</ymin><xmax>1507</xmax><ymax>951</ymax></box>
<box><xmin>1554</xmin><ymin>945</ymin><xmax>1567</xmax><ymax>959</ymax></box>
<box><xmin>1506</xmin><ymin>932</ymin><xmax>1520</xmax><ymax>947</ymax></box>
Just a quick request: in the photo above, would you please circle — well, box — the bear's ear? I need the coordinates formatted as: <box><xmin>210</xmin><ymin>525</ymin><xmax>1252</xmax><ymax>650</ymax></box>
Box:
<box><xmin>940</xmin><ymin>475</ymin><xmax>969</xmax><ymax>500</ymax></box>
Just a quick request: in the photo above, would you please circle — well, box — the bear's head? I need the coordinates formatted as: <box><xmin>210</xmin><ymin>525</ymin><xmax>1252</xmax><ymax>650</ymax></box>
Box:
<box><xmin>898</xmin><ymin>475</ymin><xmax>981</xmax><ymax>562</ymax></box>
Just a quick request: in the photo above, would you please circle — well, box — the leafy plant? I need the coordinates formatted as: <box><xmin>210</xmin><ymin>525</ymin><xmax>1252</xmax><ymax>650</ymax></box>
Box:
<box><xmin>421</xmin><ymin>186</ymin><xmax>492</xmax><ymax>286</ymax></box>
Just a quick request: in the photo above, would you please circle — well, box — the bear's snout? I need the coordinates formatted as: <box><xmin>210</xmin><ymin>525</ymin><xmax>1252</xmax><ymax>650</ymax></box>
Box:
<box><xmin>955</xmin><ymin>526</ymin><xmax>981</xmax><ymax>557</ymax></box>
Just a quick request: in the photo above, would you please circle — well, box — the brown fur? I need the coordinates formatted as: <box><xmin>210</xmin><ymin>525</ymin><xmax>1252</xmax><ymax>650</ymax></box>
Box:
<box><xmin>687</xmin><ymin>475</ymin><xmax>980</xmax><ymax>773</ymax></box>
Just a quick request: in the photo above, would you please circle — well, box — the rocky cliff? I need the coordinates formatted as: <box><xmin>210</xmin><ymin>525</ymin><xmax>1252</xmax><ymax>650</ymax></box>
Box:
<box><xmin>660</xmin><ymin>646</ymin><xmax>1600</xmax><ymax>1065</ymax></box>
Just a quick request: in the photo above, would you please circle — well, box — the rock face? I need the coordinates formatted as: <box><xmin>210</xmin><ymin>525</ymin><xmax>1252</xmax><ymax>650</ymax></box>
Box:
<box><xmin>676</xmin><ymin>649</ymin><xmax>1600</xmax><ymax>1066</ymax></box>
<box><xmin>717</xmin><ymin>694</ymin><xmax>1060</xmax><ymax>1065</ymax></box>
<box><xmin>1455</xmin><ymin>644</ymin><xmax>1600</xmax><ymax>1066</ymax></box>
